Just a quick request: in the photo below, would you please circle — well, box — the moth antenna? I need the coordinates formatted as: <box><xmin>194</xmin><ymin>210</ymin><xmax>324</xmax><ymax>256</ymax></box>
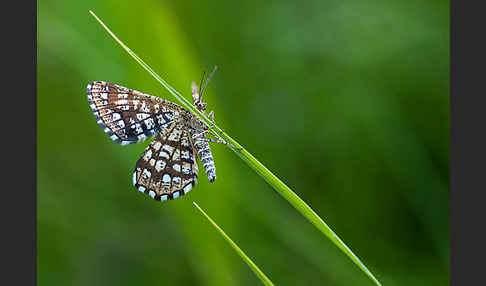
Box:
<box><xmin>198</xmin><ymin>71</ymin><xmax>207</xmax><ymax>101</ymax></box>
<box><xmin>200</xmin><ymin>65</ymin><xmax>218</xmax><ymax>98</ymax></box>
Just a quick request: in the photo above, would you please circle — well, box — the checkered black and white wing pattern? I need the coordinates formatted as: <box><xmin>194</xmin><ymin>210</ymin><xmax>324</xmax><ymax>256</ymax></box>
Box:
<box><xmin>132</xmin><ymin>120</ymin><xmax>198</xmax><ymax>201</ymax></box>
<box><xmin>87</xmin><ymin>81</ymin><xmax>183</xmax><ymax>145</ymax></box>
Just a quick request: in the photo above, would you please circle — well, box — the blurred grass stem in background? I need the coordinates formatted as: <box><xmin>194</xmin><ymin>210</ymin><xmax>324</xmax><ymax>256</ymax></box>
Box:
<box><xmin>89</xmin><ymin>10</ymin><xmax>382</xmax><ymax>285</ymax></box>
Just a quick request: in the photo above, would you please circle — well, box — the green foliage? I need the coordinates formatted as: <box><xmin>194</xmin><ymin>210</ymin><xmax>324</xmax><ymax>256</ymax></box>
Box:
<box><xmin>38</xmin><ymin>1</ymin><xmax>449</xmax><ymax>285</ymax></box>
<box><xmin>90</xmin><ymin>10</ymin><xmax>381</xmax><ymax>284</ymax></box>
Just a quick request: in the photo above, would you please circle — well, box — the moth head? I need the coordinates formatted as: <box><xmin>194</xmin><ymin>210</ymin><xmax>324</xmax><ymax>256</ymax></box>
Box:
<box><xmin>196</xmin><ymin>101</ymin><xmax>207</xmax><ymax>111</ymax></box>
<box><xmin>192</xmin><ymin>66</ymin><xmax>217</xmax><ymax>112</ymax></box>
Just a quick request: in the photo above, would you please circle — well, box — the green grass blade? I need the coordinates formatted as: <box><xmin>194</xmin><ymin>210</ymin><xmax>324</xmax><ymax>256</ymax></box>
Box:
<box><xmin>89</xmin><ymin>10</ymin><xmax>381</xmax><ymax>286</ymax></box>
<box><xmin>193</xmin><ymin>202</ymin><xmax>275</xmax><ymax>286</ymax></box>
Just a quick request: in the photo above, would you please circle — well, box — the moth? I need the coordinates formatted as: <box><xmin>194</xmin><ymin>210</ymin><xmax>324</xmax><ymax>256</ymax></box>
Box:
<box><xmin>86</xmin><ymin>69</ymin><xmax>224</xmax><ymax>201</ymax></box>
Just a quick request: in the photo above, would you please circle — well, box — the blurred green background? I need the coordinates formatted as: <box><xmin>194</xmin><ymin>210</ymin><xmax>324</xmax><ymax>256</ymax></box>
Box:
<box><xmin>38</xmin><ymin>0</ymin><xmax>449</xmax><ymax>285</ymax></box>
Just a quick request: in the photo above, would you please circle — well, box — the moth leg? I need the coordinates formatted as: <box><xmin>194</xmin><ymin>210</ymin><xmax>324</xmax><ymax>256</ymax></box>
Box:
<box><xmin>192</xmin><ymin>129</ymin><xmax>225</xmax><ymax>145</ymax></box>
<box><xmin>192</xmin><ymin>129</ymin><xmax>210</xmax><ymax>140</ymax></box>
<box><xmin>207</xmin><ymin>130</ymin><xmax>237</xmax><ymax>148</ymax></box>
<box><xmin>208</xmin><ymin>110</ymin><xmax>215</xmax><ymax>122</ymax></box>
<box><xmin>198</xmin><ymin>109</ymin><xmax>236</xmax><ymax>148</ymax></box>
<box><xmin>198</xmin><ymin>137</ymin><xmax>226</xmax><ymax>145</ymax></box>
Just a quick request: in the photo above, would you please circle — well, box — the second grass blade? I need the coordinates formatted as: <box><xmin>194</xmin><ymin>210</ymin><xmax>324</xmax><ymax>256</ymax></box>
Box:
<box><xmin>193</xmin><ymin>202</ymin><xmax>275</xmax><ymax>286</ymax></box>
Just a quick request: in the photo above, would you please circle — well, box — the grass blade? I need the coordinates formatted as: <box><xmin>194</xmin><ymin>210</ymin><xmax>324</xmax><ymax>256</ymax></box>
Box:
<box><xmin>89</xmin><ymin>10</ymin><xmax>381</xmax><ymax>285</ymax></box>
<box><xmin>193</xmin><ymin>202</ymin><xmax>275</xmax><ymax>286</ymax></box>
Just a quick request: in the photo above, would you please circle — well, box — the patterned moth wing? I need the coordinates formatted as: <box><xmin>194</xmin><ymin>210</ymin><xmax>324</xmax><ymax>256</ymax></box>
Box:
<box><xmin>133</xmin><ymin>120</ymin><xmax>199</xmax><ymax>201</ymax></box>
<box><xmin>87</xmin><ymin>81</ymin><xmax>183</xmax><ymax>145</ymax></box>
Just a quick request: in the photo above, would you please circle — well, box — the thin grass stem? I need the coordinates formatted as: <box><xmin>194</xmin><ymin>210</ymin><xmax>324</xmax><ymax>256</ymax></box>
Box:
<box><xmin>193</xmin><ymin>202</ymin><xmax>275</xmax><ymax>286</ymax></box>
